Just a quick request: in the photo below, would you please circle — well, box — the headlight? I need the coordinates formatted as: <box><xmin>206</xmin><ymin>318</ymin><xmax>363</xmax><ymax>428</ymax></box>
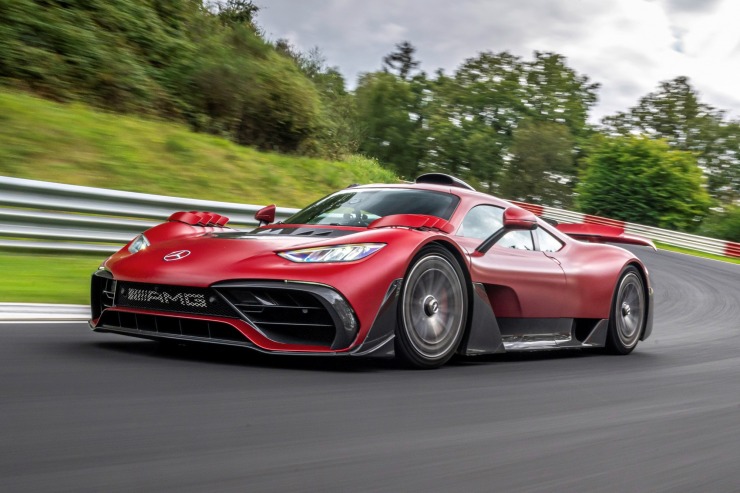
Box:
<box><xmin>128</xmin><ymin>234</ymin><xmax>150</xmax><ymax>254</ymax></box>
<box><xmin>278</xmin><ymin>243</ymin><xmax>385</xmax><ymax>263</ymax></box>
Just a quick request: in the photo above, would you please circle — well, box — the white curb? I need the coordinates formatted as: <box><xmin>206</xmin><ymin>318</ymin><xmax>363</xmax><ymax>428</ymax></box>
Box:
<box><xmin>0</xmin><ymin>303</ymin><xmax>90</xmax><ymax>322</ymax></box>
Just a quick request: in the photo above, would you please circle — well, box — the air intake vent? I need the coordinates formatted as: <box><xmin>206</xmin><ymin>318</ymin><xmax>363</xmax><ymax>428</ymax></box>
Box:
<box><xmin>217</xmin><ymin>287</ymin><xmax>337</xmax><ymax>346</ymax></box>
<box><xmin>97</xmin><ymin>311</ymin><xmax>247</xmax><ymax>343</ymax></box>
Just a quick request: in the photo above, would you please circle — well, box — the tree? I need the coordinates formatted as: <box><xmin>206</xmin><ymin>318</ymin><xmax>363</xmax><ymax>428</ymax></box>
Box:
<box><xmin>273</xmin><ymin>40</ymin><xmax>359</xmax><ymax>156</ymax></box>
<box><xmin>521</xmin><ymin>52</ymin><xmax>599</xmax><ymax>138</ymax></box>
<box><xmin>414</xmin><ymin>51</ymin><xmax>596</xmax><ymax>193</ymax></box>
<box><xmin>275</xmin><ymin>40</ymin><xmax>325</xmax><ymax>79</ymax></box>
<box><xmin>187</xmin><ymin>26</ymin><xmax>324</xmax><ymax>154</ymax></box>
<box><xmin>419</xmin><ymin>52</ymin><xmax>525</xmax><ymax>189</ymax></box>
<box><xmin>577</xmin><ymin>136</ymin><xmax>711</xmax><ymax>231</ymax></box>
<box><xmin>502</xmin><ymin>120</ymin><xmax>575</xmax><ymax>206</ymax></box>
<box><xmin>602</xmin><ymin>77</ymin><xmax>740</xmax><ymax>203</ymax></box>
<box><xmin>212</xmin><ymin>0</ymin><xmax>260</xmax><ymax>27</ymax></box>
<box><xmin>355</xmin><ymin>71</ymin><xmax>424</xmax><ymax>178</ymax></box>
<box><xmin>699</xmin><ymin>206</ymin><xmax>740</xmax><ymax>242</ymax></box>
<box><xmin>383</xmin><ymin>41</ymin><xmax>420</xmax><ymax>81</ymax></box>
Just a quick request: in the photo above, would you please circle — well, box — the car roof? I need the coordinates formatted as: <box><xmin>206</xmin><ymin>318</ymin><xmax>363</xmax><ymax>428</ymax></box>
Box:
<box><xmin>349</xmin><ymin>182</ymin><xmax>514</xmax><ymax>209</ymax></box>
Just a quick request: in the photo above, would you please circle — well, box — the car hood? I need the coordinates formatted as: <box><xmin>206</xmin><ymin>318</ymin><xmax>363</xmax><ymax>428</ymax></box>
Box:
<box><xmin>103</xmin><ymin>226</ymin><xmax>374</xmax><ymax>286</ymax></box>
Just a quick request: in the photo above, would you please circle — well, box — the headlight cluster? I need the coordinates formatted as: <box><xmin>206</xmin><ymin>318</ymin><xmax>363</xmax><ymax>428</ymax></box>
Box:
<box><xmin>278</xmin><ymin>243</ymin><xmax>385</xmax><ymax>263</ymax></box>
<box><xmin>128</xmin><ymin>234</ymin><xmax>150</xmax><ymax>254</ymax></box>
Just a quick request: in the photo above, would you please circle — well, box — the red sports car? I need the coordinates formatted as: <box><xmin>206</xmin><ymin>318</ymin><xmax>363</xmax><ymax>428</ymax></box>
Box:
<box><xmin>90</xmin><ymin>174</ymin><xmax>654</xmax><ymax>368</ymax></box>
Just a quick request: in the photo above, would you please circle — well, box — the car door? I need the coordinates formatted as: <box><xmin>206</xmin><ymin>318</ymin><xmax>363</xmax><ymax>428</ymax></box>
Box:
<box><xmin>457</xmin><ymin>205</ymin><xmax>569</xmax><ymax>319</ymax></box>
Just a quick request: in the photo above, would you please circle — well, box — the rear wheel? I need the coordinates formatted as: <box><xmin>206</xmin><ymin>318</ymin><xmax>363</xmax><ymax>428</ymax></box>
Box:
<box><xmin>605</xmin><ymin>266</ymin><xmax>646</xmax><ymax>354</ymax></box>
<box><xmin>395</xmin><ymin>245</ymin><xmax>468</xmax><ymax>369</ymax></box>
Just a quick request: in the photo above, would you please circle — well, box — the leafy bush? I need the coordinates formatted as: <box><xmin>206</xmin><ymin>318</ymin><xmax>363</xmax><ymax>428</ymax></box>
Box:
<box><xmin>699</xmin><ymin>207</ymin><xmax>740</xmax><ymax>242</ymax></box>
<box><xmin>577</xmin><ymin>136</ymin><xmax>711</xmax><ymax>231</ymax></box>
<box><xmin>0</xmin><ymin>0</ymin><xmax>331</xmax><ymax>155</ymax></box>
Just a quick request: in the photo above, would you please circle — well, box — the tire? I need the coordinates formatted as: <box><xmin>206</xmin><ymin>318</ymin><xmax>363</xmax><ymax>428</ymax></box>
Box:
<box><xmin>605</xmin><ymin>266</ymin><xmax>646</xmax><ymax>355</ymax></box>
<box><xmin>395</xmin><ymin>244</ymin><xmax>468</xmax><ymax>369</ymax></box>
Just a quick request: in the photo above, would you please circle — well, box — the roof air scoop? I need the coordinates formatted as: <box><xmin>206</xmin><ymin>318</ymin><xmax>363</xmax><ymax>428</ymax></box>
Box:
<box><xmin>415</xmin><ymin>173</ymin><xmax>476</xmax><ymax>191</ymax></box>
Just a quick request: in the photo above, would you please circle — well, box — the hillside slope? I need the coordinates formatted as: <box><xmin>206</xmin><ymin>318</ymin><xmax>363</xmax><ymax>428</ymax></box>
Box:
<box><xmin>0</xmin><ymin>90</ymin><xmax>396</xmax><ymax>207</ymax></box>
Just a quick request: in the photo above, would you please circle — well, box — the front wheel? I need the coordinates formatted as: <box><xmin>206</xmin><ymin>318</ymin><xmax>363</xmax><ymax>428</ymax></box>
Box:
<box><xmin>605</xmin><ymin>266</ymin><xmax>646</xmax><ymax>354</ymax></box>
<box><xmin>395</xmin><ymin>245</ymin><xmax>468</xmax><ymax>369</ymax></box>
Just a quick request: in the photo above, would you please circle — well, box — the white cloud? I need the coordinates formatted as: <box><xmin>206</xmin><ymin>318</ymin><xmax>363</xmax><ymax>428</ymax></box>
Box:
<box><xmin>257</xmin><ymin>0</ymin><xmax>740</xmax><ymax>121</ymax></box>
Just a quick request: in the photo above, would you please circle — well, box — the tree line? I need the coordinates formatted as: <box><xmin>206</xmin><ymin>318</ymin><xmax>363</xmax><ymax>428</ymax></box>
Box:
<box><xmin>0</xmin><ymin>1</ymin><xmax>738</xmax><ymax>240</ymax></box>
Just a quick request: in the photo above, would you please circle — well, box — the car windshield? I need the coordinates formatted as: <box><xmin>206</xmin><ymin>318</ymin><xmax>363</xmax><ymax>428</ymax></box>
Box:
<box><xmin>282</xmin><ymin>188</ymin><xmax>460</xmax><ymax>227</ymax></box>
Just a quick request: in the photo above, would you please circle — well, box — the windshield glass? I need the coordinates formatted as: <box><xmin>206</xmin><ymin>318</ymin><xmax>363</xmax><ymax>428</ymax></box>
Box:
<box><xmin>282</xmin><ymin>188</ymin><xmax>460</xmax><ymax>227</ymax></box>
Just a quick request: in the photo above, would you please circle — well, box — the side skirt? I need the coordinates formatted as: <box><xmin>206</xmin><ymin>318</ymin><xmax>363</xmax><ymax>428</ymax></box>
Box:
<box><xmin>498</xmin><ymin>317</ymin><xmax>609</xmax><ymax>351</ymax></box>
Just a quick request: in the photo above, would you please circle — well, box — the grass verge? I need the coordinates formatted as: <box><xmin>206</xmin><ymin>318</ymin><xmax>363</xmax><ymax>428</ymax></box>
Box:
<box><xmin>0</xmin><ymin>89</ymin><xmax>397</xmax><ymax>208</ymax></box>
<box><xmin>0</xmin><ymin>252</ymin><xmax>102</xmax><ymax>304</ymax></box>
<box><xmin>654</xmin><ymin>241</ymin><xmax>740</xmax><ymax>265</ymax></box>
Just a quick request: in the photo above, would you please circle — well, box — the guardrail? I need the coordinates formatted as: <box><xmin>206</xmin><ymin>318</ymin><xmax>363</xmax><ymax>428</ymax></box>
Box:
<box><xmin>0</xmin><ymin>176</ymin><xmax>298</xmax><ymax>253</ymax></box>
<box><xmin>1</xmin><ymin>175</ymin><xmax>738</xmax><ymax>258</ymax></box>
<box><xmin>510</xmin><ymin>201</ymin><xmax>740</xmax><ymax>258</ymax></box>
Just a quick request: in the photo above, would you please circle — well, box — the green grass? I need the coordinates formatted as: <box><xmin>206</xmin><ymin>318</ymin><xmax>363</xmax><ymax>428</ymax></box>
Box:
<box><xmin>654</xmin><ymin>241</ymin><xmax>740</xmax><ymax>265</ymax></box>
<box><xmin>0</xmin><ymin>252</ymin><xmax>101</xmax><ymax>304</ymax></box>
<box><xmin>0</xmin><ymin>89</ymin><xmax>397</xmax><ymax>208</ymax></box>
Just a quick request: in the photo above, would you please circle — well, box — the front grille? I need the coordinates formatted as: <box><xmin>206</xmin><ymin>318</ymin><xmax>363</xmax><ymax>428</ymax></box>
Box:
<box><xmin>114</xmin><ymin>281</ymin><xmax>238</xmax><ymax>318</ymax></box>
<box><xmin>217</xmin><ymin>286</ymin><xmax>337</xmax><ymax>346</ymax></box>
<box><xmin>98</xmin><ymin>311</ymin><xmax>247</xmax><ymax>342</ymax></box>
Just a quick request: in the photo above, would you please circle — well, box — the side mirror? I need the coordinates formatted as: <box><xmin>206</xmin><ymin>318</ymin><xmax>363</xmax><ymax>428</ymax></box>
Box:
<box><xmin>255</xmin><ymin>204</ymin><xmax>276</xmax><ymax>226</ymax></box>
<box><xmin>475</xmin><ymin>206</ymin><xmax>538</xmax><ymax>254</ymax></box>
<box><xmin>503</xmin><ymin>207</ymin><xmax>538</xmax><ymax>231</ymax></box>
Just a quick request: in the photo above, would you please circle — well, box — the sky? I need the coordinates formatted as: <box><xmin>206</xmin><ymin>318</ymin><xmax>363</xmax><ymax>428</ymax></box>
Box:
<box><xmin>256</xmin><ymin>0</ymin><xmax>740</xmax><ymax>122</ymax></box>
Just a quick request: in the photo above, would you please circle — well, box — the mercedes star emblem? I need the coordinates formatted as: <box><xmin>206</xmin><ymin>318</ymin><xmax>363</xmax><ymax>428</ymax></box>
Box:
<box><xmin>163</xmin><ymin>250</ymin><xmax>191</xmax><ymax>262</ymax></box>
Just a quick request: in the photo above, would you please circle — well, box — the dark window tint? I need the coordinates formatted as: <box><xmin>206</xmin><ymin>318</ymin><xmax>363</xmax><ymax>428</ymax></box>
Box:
<box><xmin>283</xmin><ymin>189</ymin><xmax>459</xmax><ymax>227</ymax></box>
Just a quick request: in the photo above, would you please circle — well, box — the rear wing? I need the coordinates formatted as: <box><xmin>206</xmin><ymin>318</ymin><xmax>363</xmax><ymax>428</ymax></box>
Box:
<box><xmin>555</xmin><ymin>223</ymin><xmax>657</xmax><ymax>250</ymax></box>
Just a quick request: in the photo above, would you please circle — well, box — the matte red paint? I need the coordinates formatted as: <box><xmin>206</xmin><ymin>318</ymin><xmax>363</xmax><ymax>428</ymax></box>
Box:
<box><xmin>94</xmin><ymin>182</ymin><xmax>653</xmax><ymax>353</ymax></box>
<box><xmin>254</xmin><ymin>204</ymin><xmax>276</xmax><ymax>225</ymax></box>
<box><xmin>556</xmin><ymin>223</ymin><xmax>657</xmax><ymax>250</ymax></box>
<box><xmin>502</xmin><ymin>207</ymin><xmax>538</xmax><ymax>230</ymax></box>
<box><xmin>368</xmin><ymin>214</ymin><xmax>455</xmax><ymax>233</ymax></box>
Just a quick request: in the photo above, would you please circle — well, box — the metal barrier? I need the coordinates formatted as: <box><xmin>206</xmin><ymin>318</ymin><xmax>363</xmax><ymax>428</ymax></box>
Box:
<box><xmin>0</xmin><ymin>176</ymin><xmax>297</xmax><ymax>253</ymax></box>
<box><xmin>510</xmin><ymin>201</ymin><xmax>740</xmax><ymax>259</ymax></box>
<box><xmin>1</xmin><ymin>175</ymin><xmax>738</xmax><ymax>258</ymax></box>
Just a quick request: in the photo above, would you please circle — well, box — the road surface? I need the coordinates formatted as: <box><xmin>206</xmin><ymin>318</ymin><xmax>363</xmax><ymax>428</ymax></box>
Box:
<box><xmin>1</xmin><ymin>247</ymin><xmax>739</xmax><ymax>492</ymax></box>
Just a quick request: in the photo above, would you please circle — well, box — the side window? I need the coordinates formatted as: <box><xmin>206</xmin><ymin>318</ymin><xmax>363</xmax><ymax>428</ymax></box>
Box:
<box><xmin>458</xmin><ymin>205</ymin><xmax>504</xmax><ymax>240</ymax></box>
<box><xmin>534</xmin><ymin>227</ymin><xmax>564</xmax><ymax>252</ymax></box>
<box><xmin>497</xmin><ymin>230</ymin><xmax>534</xmax><ymax>250</ymax></box>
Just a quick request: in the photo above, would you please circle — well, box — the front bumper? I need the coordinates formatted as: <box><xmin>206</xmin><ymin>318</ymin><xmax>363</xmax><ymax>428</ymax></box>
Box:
<box><xmin>90</xmin><ymin>270</ymin><xmax>365</xmax><ymax>352</ymax></box>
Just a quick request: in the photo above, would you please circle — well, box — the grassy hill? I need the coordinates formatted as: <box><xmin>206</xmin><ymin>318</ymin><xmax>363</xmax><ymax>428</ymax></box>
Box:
<box><xmin>0</xmin><ymin>89</ymin><xmax>396</xmax><ymax>208</ymax></box>
<box><xmin>0</xmin><ymin>89</ymin><xmax>397</xmax><ymax>304</ymax></box>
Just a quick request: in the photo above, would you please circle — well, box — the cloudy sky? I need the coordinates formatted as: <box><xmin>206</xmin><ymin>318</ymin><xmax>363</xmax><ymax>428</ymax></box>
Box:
<box><xmin>256</xmin><ymin>0</ymin><xmax>740</xmax><ymax>122</ymax></box>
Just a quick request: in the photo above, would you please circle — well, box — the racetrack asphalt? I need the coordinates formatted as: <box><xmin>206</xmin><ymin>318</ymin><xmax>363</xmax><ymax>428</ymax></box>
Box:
<box><xmin>1</xmin><ymin>247</ymin><xmax>739</xmax><ymax>492</ymax></box>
